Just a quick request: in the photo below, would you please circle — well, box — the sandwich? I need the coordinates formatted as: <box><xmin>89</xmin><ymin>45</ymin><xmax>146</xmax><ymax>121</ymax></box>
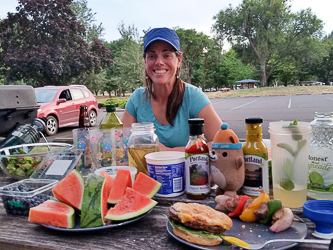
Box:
<box><xmin>167</xmin><ymin>202</ymin><xmax>233</xmax><ymax>246</ymax></box>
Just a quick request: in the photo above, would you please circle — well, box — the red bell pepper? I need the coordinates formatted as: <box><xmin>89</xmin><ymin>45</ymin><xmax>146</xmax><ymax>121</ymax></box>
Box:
<box><xmin>228</xmin><ymin>195</ymin><xmax>252</xmax><ymax>217</ymax></box>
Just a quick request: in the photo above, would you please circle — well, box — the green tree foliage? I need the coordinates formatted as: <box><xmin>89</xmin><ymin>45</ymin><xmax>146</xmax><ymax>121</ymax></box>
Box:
<box><xmin>0</xmin><ymin>0</ymin><xmax>113</xmax><ymax>86</ymax></box>
<box><xmin>212</xmin><ymin>0</ymin><xmax>323</xmax><ymax>87</ymax></box>
<box><xmin>103</xmin><ymin>23</ymin><xmax>144</xmax><ymax>96</ymax></box>
<box><xmin>175</xmin><ymin>28</ymin><xmax>214</xmax><ymax>85</ymax></box>
<box><xmin>313</xmin><ymin>33</ymin><xmax>333</xmax><ymax>85</ymax></box>
<box><xmin>71</xmin><ymin>0</ymin><xmax>105</xmax><ymax>43</ymax></box>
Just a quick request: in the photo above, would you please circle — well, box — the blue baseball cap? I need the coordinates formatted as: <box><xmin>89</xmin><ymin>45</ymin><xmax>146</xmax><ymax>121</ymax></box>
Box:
<box><xmin>144</xmin><ymin>27</ymin><xmax>180</xmax><ymax>52</ymax></box>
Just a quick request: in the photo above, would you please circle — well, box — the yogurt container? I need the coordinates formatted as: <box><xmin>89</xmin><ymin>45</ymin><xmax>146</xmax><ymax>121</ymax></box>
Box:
<box><xmin>145</xmin><ymin>151</ymin><xmax>185</xmax><ymax>197</ymax></box>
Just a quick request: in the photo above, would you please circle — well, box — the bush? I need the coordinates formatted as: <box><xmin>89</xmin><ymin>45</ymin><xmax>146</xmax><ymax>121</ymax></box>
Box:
<box><xmin>99</xmin><ymin>98</ymin><xmax>128</xmax><ymax>109</ymax></box>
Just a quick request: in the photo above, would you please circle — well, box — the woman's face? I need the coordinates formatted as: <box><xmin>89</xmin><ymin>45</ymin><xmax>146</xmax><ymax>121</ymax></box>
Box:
<box><xmin>144</xmin><ymin>40</ymin><xmax>182</xmax><ymax>86</ymax></box>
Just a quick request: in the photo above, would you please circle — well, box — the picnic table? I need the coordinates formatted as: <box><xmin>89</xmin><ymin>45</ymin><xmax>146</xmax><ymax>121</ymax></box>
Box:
<box><xmin>0</xmin><ymin>171</ymin><xmax>331</xmax><ymax>250</ymax></box>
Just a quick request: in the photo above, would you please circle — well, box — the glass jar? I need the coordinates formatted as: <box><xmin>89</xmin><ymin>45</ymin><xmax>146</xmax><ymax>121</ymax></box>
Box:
<box><xmin>127</xmin><ymin>123</ymin><xmax>159</xmax><ymax>175</ymax></box>
<box><xmin>308</xmin><ymin>112</ymin><xmax>333</xmax><ymax>200</ymax></box>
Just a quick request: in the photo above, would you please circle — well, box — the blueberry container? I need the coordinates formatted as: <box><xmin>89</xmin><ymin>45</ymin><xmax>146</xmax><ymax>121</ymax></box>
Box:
<box><xmin>0</xmin><ymin>179</ymin><xmax>58</xmax><ymax>216</ymax></box>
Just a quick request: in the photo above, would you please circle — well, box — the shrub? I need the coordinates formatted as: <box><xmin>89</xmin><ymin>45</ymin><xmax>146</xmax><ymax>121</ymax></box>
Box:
<box><xmin>99</xmin><ymin>98</ymin><xmax>128</xmax><ymax>109</ymax></box>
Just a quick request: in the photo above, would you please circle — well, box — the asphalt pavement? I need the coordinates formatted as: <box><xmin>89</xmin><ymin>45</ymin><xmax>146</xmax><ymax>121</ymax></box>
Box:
<box><xmin>46</xmin><ymin>93</ymin><xmax>333</xmax><ymax>142</ymax></box>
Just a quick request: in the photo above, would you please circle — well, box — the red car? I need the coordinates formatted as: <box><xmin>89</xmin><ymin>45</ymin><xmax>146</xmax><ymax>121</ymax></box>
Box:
<box><xmin>34</xmin><ymin>85</ymin><xmax>99</xmax><ymax>136</ymax></box>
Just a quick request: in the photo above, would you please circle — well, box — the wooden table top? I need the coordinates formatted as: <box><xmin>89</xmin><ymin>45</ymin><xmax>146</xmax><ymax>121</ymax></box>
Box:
<box><xmin>0</xmin><ymin>172</ymin><xmax>331</xmax><ymax>250</ymax></box>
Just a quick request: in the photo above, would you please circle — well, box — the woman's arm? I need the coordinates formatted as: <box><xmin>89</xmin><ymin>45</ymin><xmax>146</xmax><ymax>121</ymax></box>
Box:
<box><xmin>121</xmin><ymin>109</ymin><xmax>137</xmax><ymax>127</ymax></box>
<box><xmin>197</xmin><ymin>103</ymin><xmax>222</xmax><ymax>142</ymax></box>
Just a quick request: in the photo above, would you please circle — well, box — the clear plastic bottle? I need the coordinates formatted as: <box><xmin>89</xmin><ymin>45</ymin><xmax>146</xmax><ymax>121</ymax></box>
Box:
<box><xmin>127</xmin><ymin>123</ymin><xmax>159</xmax><ymax>175</ymax></box>
<box><xmin>242</xmin><ymin>118</ymin><xmax>269</xmax><ymax>197</ymax></box>
<box><xmin>308</xmin><ymin>112</ymin><xmax>333</xmax><ymax>200</ymax></box>
<box><xmin>185</xmin><ymin>118</ymin><xmax>210</xmax><ymax>200</ymax></box>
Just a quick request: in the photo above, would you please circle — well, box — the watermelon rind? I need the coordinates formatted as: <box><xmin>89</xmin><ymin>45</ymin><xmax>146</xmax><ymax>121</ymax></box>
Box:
<box><xmin>132</xmin><ymin>172</ymin><xmax>162</xmax><ymax>198</ymax></box>
<box><xmin>104</xmin><ymin>187</ymin><xmax>158</xmax><ymax>221</ymax></box>
<box><xmin>52</xmin><ymin>169</ymin><xmax>85</xmax><ymax>211</ymax></box>
<box><xmin>28</xmin><ymin>200</ymin><xmax>75</xmax><ymax>229</ymax></box>
<box><xmin>80</xmin><ymin>174</ymin><xmax>106</xmax><ymax>228</ymax></box>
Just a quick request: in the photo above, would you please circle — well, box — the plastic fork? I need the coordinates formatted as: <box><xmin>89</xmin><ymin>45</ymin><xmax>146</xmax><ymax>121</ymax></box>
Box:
<box><xmin>241</xmin><ymin>238</ymin><xmax>330</xmax><ymax>250</ymax></box>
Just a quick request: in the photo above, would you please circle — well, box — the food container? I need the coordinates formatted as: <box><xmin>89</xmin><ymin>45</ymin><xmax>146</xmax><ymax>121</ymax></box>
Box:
<box><xmin>145</xmin><ymin>151</ymin><xmax>185</xmax><ymax>197</ymax></box>
<box><xmin>0</xmin><ymin>178</ymin><xmax>58</xmax><ymax>216</ymax></box>
<box><xmin>94</xmin><ymin>166</ymin><xmax>137</xmax><ymax>184</ymax></box>
<box><xmin>30</xmin><ymin>149</ymin><xmax>82</xmax><ymax>180</ymax></box>
<box><xmin>0</xmin><ymin>142</ymin><xmax>73</xmax><ymax>180</ymax></box>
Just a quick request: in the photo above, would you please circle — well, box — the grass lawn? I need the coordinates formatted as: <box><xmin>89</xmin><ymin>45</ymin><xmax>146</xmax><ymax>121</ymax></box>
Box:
<box><xmin>96</xmin><ymin>85</ymin><xmax>333</xmax><ymax>103</ymax></box>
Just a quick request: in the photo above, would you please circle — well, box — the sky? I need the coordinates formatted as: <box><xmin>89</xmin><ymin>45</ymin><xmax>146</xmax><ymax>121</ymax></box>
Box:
<box><xmin>1</xmin><ymin>0</ymin><xmax>333</xmax><ymax>43</ymax></box>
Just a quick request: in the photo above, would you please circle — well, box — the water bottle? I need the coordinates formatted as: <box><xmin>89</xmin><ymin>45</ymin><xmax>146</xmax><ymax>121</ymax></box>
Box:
<box><xmin>0</xmin><ymin>117</ymin><xmax>47</xmax><ymax>149</ymax></box>
<box><xmin>308</xmin><ymin>112</ymin><xmax>333</xmax><ymax>200</ymax></box>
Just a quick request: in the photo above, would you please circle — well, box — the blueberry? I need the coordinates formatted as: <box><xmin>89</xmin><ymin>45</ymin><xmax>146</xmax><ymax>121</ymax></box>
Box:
<box><xmin>11</xmin><ymin>210</ymin><xmax>17</xmax><ymax>215</ymax></box>
<box><xmin>23</xmin><ymin>210</ymin><xmax>29</xmax><ymax>216</ymax></box>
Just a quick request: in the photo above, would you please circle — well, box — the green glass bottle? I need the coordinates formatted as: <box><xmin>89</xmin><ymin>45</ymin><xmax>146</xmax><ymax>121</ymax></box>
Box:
<box><xmin>99</xmin><ymin>105</ymin><xmax>123</xmax><ymax>129</ymax></box>
<box><xmin>98</xmin><ymin>105</ymin><xmax>123</xmax><ymax>167</ymax></box>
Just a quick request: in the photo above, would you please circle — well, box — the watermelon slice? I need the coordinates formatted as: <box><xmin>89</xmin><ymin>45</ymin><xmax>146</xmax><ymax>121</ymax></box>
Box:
<box><xmin>132</xmin><ymin>172</ymin><xmax>162</xmax><ymax>198</ymax></box>
<box><xmin>105</xmin><ymin>187</ymin><xmax>157</xmax><ymax>221</ymax></box>
<box><xmin>52</xmin><ymin>169</ymin><xmax>85</xmax><ymax>211</ymax></box>
<box><xmin>80</xmin><ymin>173</ymin><xmax>111</xmax><ymax>228</ymax></box>
<box><xmin>28</xmin><ymin>200</ymin><xmax>75</xmax><ymax>229</ymax></box>
<box><xmin>100</xmin><ymin>171</ymin><xmax>114</xmax><ymax>194</ymax></box>
<box><xmin>107</xmin><ymin>168</ymin><xmax>132</xmax><ymax>204</ymax></box>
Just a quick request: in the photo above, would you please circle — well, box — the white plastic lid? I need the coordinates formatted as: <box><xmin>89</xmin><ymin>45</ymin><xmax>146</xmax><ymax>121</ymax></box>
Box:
<box><xmin>145</xmin><ymin>151</ymin><xmax>185</xmax><ymax>165</ymax></box>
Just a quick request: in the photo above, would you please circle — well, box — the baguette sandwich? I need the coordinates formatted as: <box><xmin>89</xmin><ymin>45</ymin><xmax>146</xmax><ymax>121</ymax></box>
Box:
<box><xmin>168</xmin><ymin>202</ymin><xmax>233</xmax><ymax>246</ymax></box>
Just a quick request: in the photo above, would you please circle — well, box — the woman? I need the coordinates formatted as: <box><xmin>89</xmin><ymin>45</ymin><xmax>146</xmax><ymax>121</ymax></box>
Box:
<box><xmin>122</xmin><ymin>27</ymin><xmax>222</xmax><ymax>150</ymax></box>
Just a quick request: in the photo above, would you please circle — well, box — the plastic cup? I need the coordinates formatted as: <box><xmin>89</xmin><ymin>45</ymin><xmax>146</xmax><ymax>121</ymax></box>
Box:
<box><xmin>269</xmin><ymin>121</ymin><xmax>311</xmax><ymax>208</ymax></box>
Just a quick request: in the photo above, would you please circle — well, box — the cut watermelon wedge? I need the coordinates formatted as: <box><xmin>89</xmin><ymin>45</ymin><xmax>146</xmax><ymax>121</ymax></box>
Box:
<box><xmin>28</xmin><ymin>200</ymin><xmax>75</xmax><ymax>229</ymax></box>
<box><xmin>52</xmin><ymin>169</ymin><xmax>84</xmax><ymax>211</ymax></box>
<box><xmin>81</xmin><ymin>174</ymin><xmax>110</xmax><ymax>228</ymax></box>
<box><xmin>105</xmin><ymin>187</ymin><xmax>157</xmax><ymax>221</ymax></box>
<box><xmin>132</xmin><ymin>172</ymin><xmax>161</xmax><ymax>198</ymax></box>
<box><xmin>107</xmin><ymin>168</ymin><xmax>132</xmax><ymax>204</ymax></box>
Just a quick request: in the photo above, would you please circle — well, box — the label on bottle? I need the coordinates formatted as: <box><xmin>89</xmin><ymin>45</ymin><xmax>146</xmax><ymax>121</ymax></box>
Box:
<box><xmin>308</xmin><ymin>147</ymin><xmax>333</xmax><ymax>196</ymax></box>
<box><xmin>242</xmin><ymin>153</ymin><xmax>269</xmax><ymax>197</ymax></box>
<box><xmin>185</xmin><ymin>153</ymin><xmax>210</xmax><ymax>195</ymax></box>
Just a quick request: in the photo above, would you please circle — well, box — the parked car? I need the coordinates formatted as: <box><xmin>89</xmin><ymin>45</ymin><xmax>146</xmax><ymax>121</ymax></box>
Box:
<box><xmin>34</xmin><ymin>86</ymin><xmax>99</xmax><ymax>136</ymax></box>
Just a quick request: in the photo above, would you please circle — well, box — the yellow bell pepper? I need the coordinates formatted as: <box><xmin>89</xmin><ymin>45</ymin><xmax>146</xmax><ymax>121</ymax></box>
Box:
<box><xmin>239</xmin><ymin>190</ymin><xmax>270</xmax><ymax>222</ymax></box>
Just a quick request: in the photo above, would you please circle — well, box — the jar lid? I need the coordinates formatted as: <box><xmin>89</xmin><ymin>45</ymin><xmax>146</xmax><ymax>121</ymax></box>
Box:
<box><xmin>245</xmin><ymin>117</ymin><xmax>263</xmax><ymax>124</ymax></box>
<box><xmin>131</xmin><ymin>122</ymin><xmax>154</xmax><ymax>131</ymax></box>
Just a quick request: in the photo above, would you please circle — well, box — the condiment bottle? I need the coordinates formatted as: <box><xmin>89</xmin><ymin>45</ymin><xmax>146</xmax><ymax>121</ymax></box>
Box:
<box><xmin>185</xmin><ymin>118</ymin><xmax>210</xmax><ymax>199</ymax></box>
<box><xmin>127</xmin><ymin>123</ymin><xmax>159</xmax><ymax>175</ymax></box>
<box><xmin>79</xmin><ymin>105</ymin><xmax>90</xmax><ymax>128</ymax></box>
<box><xmin>308</xmin><ymin>112</ymin><xmax>333</xmax><ymax>200</ymax></box>
<box><xmin>76</xmin><ymin>105</ymin><xmax>92</xmax><ymax>177</ymax></box>
<box><xmin>242</xmin><ymin>118</ymin><xmax>269</xmax><ymax>197</ymax></box>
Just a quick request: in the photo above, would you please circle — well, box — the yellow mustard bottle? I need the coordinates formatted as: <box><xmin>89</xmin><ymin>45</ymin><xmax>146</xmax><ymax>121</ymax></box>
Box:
<box><xmin>242</xmin><ymin>118</ymin><xmax>269</xmax><ymax>197</ymax></box>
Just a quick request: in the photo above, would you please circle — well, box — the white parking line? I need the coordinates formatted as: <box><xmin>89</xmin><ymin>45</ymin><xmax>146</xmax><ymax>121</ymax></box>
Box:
<box><xmin>288</xmin><ymin>98</ymin><xmax>292</xmax><ymax>109</ymax></box>
<box><xmin>327</xmin><ymin>97</ymin><xmax>333</xmax><ymax>101</ymax></box>
<box><xmin>231</xmin><ymin>100</ymin><xmax>257</xmax><ymax>110</ymax></box>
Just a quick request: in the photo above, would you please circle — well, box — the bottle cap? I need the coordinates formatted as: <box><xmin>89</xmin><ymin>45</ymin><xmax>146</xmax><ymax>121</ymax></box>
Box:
<box><xmin>188</xmin><ymin>118</ymin><xmax>204</xmax><ymax>136</ymax></box>
<box><xmin>106</xmin><ymin>105</ymin><xmax>116</xmax><ymax>112</ymax></box>
<box><xmin>245</xmin><ymin>117</ymin><xmax>263</xmax><ymax>124</ymax></box>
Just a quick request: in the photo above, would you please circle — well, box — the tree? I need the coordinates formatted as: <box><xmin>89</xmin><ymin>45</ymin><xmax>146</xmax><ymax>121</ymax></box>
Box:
<box><xmin>0</xmin><ymin>0</ymin><xmax>113</xmax><ymax>86</ymax></box>
<box><xmin>175</xmin><ymin>28</ymin><xmax>214</xmax><ymax>85</ymax></box>
<box><xmin>212</xmin><ymin>0</ymin><xmax>323</xmax><ymax>87</ymax></box>
<box><xmin>71</xmin><ymin>0</ymin><xmax>105</xmax><ymax>43</ymax></box>
<box><xmin>313</xmin><ymin>34</ymin><xmax>333</xmax><ymax>85</ymax></box>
